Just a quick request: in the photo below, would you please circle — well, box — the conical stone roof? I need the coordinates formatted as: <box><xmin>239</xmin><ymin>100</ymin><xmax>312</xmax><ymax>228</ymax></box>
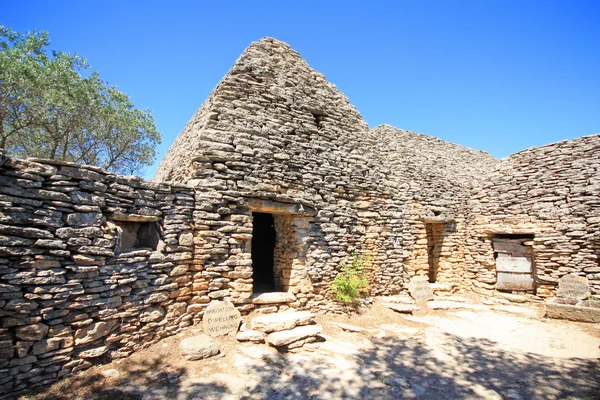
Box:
<box><xmin>154</xmin><ymin>37</ymin><xmax>369</xmax><ymax>185</ymax></box>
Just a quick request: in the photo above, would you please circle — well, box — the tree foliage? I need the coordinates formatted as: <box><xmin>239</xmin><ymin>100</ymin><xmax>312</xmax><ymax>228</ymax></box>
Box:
<box><xmin>0</xmin><ymin>26</ymin><xmax>160</xmax><ymax>175</ymax></box>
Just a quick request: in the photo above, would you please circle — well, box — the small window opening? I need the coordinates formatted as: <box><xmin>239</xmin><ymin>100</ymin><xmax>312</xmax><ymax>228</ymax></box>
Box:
<box><xmin>115</xmin><ymin>221</ymin><xmax>160</xmax><ymax>252</ymax></box>
<box><xmin>312</xmin><ymin>113</ymin><xmax>327</xmax><ymax>130</ymax></box>
<box><xmin>251</xmin><ymin>212</ymin><xmax>276</xmax><ymax>293</ymax></box>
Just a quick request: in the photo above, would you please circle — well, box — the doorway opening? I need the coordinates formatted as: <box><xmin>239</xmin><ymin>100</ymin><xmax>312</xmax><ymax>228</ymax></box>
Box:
<box><xmin>251</xmin><ymin>212</ymin><xmax>276</xmax><ymax>293</ymax></box>
<box><xmin>426</xmin><ymin>222</ymin><xmax>444</xmax><ymax>283</ymax></box>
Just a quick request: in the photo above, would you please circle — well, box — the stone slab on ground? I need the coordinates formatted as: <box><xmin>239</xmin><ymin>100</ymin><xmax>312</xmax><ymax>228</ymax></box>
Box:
<box><xmin>251</xmin><ymin>292</ymin><xmax>296</xmax><ymax>304</ymax></box>
<box><xmin>429</xmin><ymin>283</ymin><xmax>453</xmax><ymax>292</ymax></box>
<box><xmin>329</xmin><ymin>322</ymin><xmax>364</xmax><ymax>332</ymax></box>
<box><xmin>179</xmin><ymin>334</ymin><xmax>220</xmax><ymax>360</ymax></box>
<box><xmin>427</xmin><ymin>301</ymin><xmax>488</xmax><ymax>311</ymax></box>
<box><xmin>250</xmin><ymin>311</ymin><xmax>314</xmax><ymax>333</ymax></box>
<box><xmin>495</xmin><ymin>292</ymin><xmax>528</xmax><ymax>303</ymax></box>
<box><xmin>385</xmin><ymin>303</ymin><xmax>420</xmax><ymax>314</ymax></box>
<box><xmin>236</xmin><ymin>329</ymin><xmax>265</xmax><ymax>343</ymax></box>
<box><xmin>546</xmin><ymin>301</ymin><xmax>600</xmax><ymax>323</ymax></box>
<box><xmin>266</xmin><ymin>324</ymin><xmax>323</xmax><ymax>347</ymax></box>
<box><xmin>440</xmin><ymin>296</ymin><xmax>474</xmax><ymax>303</ymax></box>
<box><xmin>491</xmin><ymin>305</ymin><xmax>540</xmax><ymax>318</ymax></box>
<box><xmin>378</xmin><ymin>296</ymin><xmax>416</xmax><ymax>305</ymax></box>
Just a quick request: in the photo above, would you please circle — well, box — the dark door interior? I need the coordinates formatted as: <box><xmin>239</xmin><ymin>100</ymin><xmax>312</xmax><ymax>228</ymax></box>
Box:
<box><xmin>251</xmin><ymin>212</ymin><xmax>276</xmax><ymax>293</ymax></box>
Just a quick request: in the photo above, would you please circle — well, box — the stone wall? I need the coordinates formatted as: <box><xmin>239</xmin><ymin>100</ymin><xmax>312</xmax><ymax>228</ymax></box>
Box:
<box><xmin>370</xmin><ymin>125</ymin><xmax>498</xmax><ymax>290</ymax></box>
<box><xmin>0</xmin><ymin>154</ymin><xmax>199</xmax><ymax>395</ymax></box>
<box><xmin>465</xmin><ymin>134</ymin><xmax>600</xmax><ymax>297</ymax></box>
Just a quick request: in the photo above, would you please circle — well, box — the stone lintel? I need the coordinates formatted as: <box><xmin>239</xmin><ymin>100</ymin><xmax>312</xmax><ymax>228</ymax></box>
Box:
<box><xmin>247</xmin><ymin>198</ymin><xmax>316</xmax><ymax>216</ymax></box>
<box><xmin>110</xmin><ymin>213</ymin><xmax>160</xmax><ymax>222</ymax></box>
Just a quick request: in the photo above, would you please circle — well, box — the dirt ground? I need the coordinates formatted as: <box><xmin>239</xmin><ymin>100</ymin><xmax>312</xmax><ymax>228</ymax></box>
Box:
<box><xmin>15</xmin><ymin>295</ymin><xmax>600</xmax><ymax>400</ymax></box>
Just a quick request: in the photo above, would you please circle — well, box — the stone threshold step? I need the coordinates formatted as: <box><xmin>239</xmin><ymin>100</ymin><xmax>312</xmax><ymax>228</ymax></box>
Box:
<box><xmin>251</xmin><ymin>292</ymin><xmax>296</xmax><ymax>305</ymax></box>
<box><xmin>250</xmin><ymin>311</ymin><xmax>315</xmax><ymax>333</ymax></box>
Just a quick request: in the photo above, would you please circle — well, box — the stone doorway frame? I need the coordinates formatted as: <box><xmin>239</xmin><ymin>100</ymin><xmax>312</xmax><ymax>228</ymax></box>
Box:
<box><xmin>246</xmin><ymin>199</ymin><xmax>316</xmax><ymax>295</ymax></box>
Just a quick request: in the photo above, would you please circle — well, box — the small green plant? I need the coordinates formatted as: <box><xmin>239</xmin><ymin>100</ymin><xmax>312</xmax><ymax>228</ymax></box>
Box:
<box><xmin>330</xmin><ymin>252</ymin><xmax>370</xmax><ymax>303</ymax></box>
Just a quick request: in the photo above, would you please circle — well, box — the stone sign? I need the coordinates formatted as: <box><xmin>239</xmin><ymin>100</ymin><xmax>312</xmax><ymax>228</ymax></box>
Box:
<box><xmin>408</xmin><ymin>276</ymin><xmax>434</xmax><ymax>303</ymax></box>
<box><xmin>203</xmin><ymin>300</ymin><xmax>241</xmax><ymax>337</ymax></box>
<box><xmin>556</xmin><ymin>275</ymin><xmax>590</xmax><ymax>300</ymax></box>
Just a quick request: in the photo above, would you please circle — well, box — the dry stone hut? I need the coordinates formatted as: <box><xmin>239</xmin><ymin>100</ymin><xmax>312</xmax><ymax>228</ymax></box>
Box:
<box><xmin>0</xmin><ymin>36</ymin><xmax>598</xmax><ymax>395</ymax></box>
<box><xmin>155</xmin><ymin>37</ymin><xmax>497</xmax><ymax>307</ymax></box>
<box><xmin>465</xmin><ymin>135</ymin><xmax>600</xmax><ymax>297</ymax></box>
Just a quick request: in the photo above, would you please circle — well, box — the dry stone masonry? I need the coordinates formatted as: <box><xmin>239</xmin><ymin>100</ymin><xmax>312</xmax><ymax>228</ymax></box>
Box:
<box><xmin>465</xmin><ymin>134</ymin><xmax>600</xmax><ymax>298</ymax></box>
<box><xmin>0</xmin><ymin>36</ymin><xmax>599</xmax><ymax>396</ymax></box>
<box><xmin>155</xmin><ymin>37</ymin><xmax>497</xmax><ymax>309</ymax></box>
<box><xmin>0</xmin><ymin>154</ymin><xmax>200</xmax><ymax>394</ymax></box>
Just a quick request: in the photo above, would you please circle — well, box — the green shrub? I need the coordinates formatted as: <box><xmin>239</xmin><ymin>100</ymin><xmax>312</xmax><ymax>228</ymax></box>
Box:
<box><xmin>330</xmin><ymin>253</ymin><xmax>370</xmax><ymax>303</ymax></box>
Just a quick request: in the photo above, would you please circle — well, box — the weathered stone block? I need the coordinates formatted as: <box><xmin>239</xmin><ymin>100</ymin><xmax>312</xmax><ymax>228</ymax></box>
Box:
<box><xmin>179</xmin><ymin>334</ymin><xmax>219</xmax><ymax>360</ymax></box>
<box><xmin>546</xmin><ymin>300</ymin><xmax>600</xmax><ymax>323</ymax></box>
<box><xmin>15</xmin><ymin>323</ymin><xmax>48</xmax><ymax>341</ymax></box>
<box><xmin>250</xmin><ymin>311</ymin><xmax>315</xmax><ymax>333</ymax></box>
<box><xmin>143</xmin><ymin>292</ymin><xmax>169</xmax><ymax>304</ymax></box>
<box><xmin>266</xmin><ymin>324</ymin><xmax>322</xmax><ymax>347</ymax></box>
<box><xmin>74</xmin><ymin>320</ymin><xmax>117</xmax><ymax>346</ymax></box>
<box><xmin>31</xmin><ymin>338</ymin><xmax>62</xmax><ymax>355</ymax></box>
<box><xmin>236</xmin><ymin>329</ymin><xmax>265</xmax><ymax>343</ymax></box>
<box><xmin>78</xmin><ymin>346</ymin><xmax>108</xmax><ymax>358</ymax></box>
<box><xmin>251</xmin><ymin>292</ymin><xmax>296</xmax><ymax>304</ymax></box>
<box><xmin>140</xmin><ymin>307</ymin><xmax>166</xmax><ymax>323</ymax></box>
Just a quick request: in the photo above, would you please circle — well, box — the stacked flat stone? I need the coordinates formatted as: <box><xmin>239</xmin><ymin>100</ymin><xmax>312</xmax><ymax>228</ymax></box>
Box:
<box><xmin>465</xmin><ymin>134</ymin><xmax>600</xmax><ymax>297</ymax></box>
<box><xmin>251</xmin><ymin>291</ymin><xmax>297</xmax><ymax>314</ymax></box>
<box><xmin>247</xmin><ymin>311</ymin><xmax>322</xmax><ymax>352</ymax></box>
<box><xmin>0</xmin><ymin>156</ymin><xmax>197</xmax><ymax>395</ymax></box>
<box><xmin>154</xmin><ymin>37</ymin><xmax>497</xmax><ymax>311</ymax></box>
<box><xmin>370</xmin><ymin>125</ymin><xmax>497</xmax><ymax>291</ymax></box>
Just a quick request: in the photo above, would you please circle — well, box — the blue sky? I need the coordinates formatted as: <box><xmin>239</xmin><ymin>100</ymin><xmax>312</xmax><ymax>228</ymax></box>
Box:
<box><xmin>3</xmin><ymin>1</ymin><xmax>599</xmax><ymax>179</ymax></box>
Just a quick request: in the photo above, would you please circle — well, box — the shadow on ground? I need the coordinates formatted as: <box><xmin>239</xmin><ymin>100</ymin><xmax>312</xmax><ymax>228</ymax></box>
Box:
<box><xmin>12</xmin><ymin>357</ymin><xmax>227</xmax><ymax>400</ymax></box>
<box><xmin>13</xmin><ymin>332</ymin><xmax>600</xmax><ymax>399</ymax></box>
<box><xmin>239</xmin><ymin>332</ymin><xmax>600</xmax><ymax>399</ymax></box>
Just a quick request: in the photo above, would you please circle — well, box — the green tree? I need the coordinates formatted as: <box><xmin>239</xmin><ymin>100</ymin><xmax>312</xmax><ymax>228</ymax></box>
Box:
<box><xmin>0</xmin><ymin>26</ymin><xmax>160</xmax><ymax>175</ymax></box>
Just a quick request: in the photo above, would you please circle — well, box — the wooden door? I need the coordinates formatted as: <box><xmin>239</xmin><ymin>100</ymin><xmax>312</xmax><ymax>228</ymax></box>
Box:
<box><xmin>492</xmin><ymin>238</ymin><xmax>535</xmax><ymax>291</ymax></box>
